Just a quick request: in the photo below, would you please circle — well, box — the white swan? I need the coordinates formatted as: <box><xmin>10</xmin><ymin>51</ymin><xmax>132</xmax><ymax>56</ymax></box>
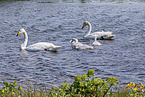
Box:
<box><xmin>16</xmin><ymin>28</ymin><xmax>61</xmax><ymax>52</ymax></box>
<box><xmin>92</xmin><ymin>35</ymin><xmax>102</xmax><ymax>46</ymax></box>
<box><xmin>70</xmin><ymin>38</ymin><xmax>93</xmax><ymax>50</ymax></box>
<box><xmin>82</xmin><ymin>21</ymin><xmax>115</xmax><ymax>40</ymax></box>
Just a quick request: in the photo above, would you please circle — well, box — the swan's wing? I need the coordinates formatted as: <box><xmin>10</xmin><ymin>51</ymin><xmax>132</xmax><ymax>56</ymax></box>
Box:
<box><xmin>26</xmin><ymin>42</ymin><xmax>60</xmax><ymax>51</ymax></box>
<box><xmin>90</xmin><ymin>32</ymin><xmax>115</xmax><ymax>39</ymax></box>
<box><xmin>91</xmin><ymin>31</ymin><xmax>112</xmax><ymax>36</ymax></box>
<box><xmin>75</xmin><ymin>42</ymin><xmax>93</xmax><ymax>50</ymax></box>
<box><xmin>81</xmin><ymin>45</ymin><xmax>93</xmax><ymax>50</ymax></box>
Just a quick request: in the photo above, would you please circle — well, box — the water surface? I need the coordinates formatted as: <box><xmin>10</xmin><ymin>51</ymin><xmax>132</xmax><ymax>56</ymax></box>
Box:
<box><xmin>0</xmin><ymin>1</ymin><xmax>145</xmax><ymax>87</ymax></box>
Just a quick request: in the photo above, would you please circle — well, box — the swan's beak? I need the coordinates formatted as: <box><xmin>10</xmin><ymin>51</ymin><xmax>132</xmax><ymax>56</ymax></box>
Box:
<box><xmin>82</xmin><ymin>25</ymin><xmax>84</xmax><ymax>29</ymax></box>
<box><xmin>70</xmin><ymin>40</ymin><xmax>73</xmax><ymax>43</ymax></box>
<box><xmin>16</xmin><ymin>32</ymin><xmax>20</xmax><ymax>36</ymax></box>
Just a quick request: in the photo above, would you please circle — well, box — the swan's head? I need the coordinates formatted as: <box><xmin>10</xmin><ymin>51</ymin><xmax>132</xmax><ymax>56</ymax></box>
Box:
<box><xmin>70</xmin><ymin>38</ymin><xmax>78</xmax><ymax>44</ymax></box>
<box><xmin>82</xmin><ymin>21</ymin><xmax>89</xmax><ymax>29</ymax></box>
<box><xmin>16</xmin><ymin>28</ymin><xmax>26</xmax><ymax>36</ymax></box>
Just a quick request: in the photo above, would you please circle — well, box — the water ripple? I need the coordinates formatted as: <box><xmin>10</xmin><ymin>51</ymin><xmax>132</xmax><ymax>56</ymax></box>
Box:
<box><xmin>0</xmin><ymin>2</ymin><xmax>145</xmax><ymax>88</ymax></box>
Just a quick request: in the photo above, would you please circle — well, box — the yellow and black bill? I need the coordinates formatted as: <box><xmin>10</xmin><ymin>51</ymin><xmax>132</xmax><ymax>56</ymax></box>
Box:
<box><xmin>82</xmin><ymin>25</ymin><xmax>85</xmax><ymax>29</ymax></box>
<box><xmin>16</xmin><ymin>32</ymin><xmax>20</xmax><ymax>36</ymax></box>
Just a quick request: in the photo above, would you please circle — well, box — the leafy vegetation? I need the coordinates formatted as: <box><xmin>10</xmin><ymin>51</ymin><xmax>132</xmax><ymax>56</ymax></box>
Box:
<box><xmin>0</xmin><ymin>69</ymin><xmax>145</xmax><ymax>97</ymax></box>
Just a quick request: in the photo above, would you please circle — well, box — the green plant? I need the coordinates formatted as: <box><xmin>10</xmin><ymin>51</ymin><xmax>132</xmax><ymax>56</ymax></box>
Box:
<box><xmin>1</xmin><ymin>69</ymin><xmax>144</xmax><ymax>97</ymax></box>
<box><xmin>125</xmin><ymin>82</ymin><xmax>145</xmax><ymax>97</ymax></box>
<box><xmin>50</xmin><ymin>69</ymin><xmax>119</xmax><ymax>97</ymax></box>
<box><xmin>0</xmin><ymin>80</ymin><xmax>23</xmax><ymax>96</ymax></box>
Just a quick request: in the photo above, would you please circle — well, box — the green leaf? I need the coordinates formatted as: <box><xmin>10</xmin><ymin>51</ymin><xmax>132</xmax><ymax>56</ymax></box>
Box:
<box><xmin>3</xmin><ymin>82</ymin><xmax>9</xmax><ymax>87</ymax></box>
<box><xmin>106</xmin><ymin>77</ymin><xmax>119</xmax><ymax>86</ymax></box>
<box><xmin>81</xmin><ymin>74</ymin><xmax>88</xmax><ymax>81</ymax></box>
<box><xmin>93</xmin><ymin>78</ymin><xmax>103</xmax><ymax>85</ymax></box>
<box><xmin>61</xmin><ymin>83</ymin><xmax>69</xmax><ymax>90</ymax></box>
<box><xmin>75</xmin><ymin>75</ymin><xmax>82</xmax><ymax>82</ymax></box>
<box><xmin>87</xmin><ymin>69</ymin><xmax>95</xmax><ymax>77</ymax></box>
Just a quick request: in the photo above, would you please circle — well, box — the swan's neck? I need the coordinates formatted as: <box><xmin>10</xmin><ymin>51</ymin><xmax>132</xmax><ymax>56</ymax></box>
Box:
<box><xmin>21</xmin><ymin>31</ymin><xmax>28</xmax><ymax>50</ymax></box>
<box><xmin>95</xmin><ymin>35</ymin><xmax>97</xmax><ymax>41</ymax></box>
<box><xmin>75</xmin><ymin>39</ymin><xmax>79</xmax><ymax>43</ymax></box>
<box><xmin>86</xmin><ymin>22</ymin><xmax>92</xmax><ymax>36</ymax></box>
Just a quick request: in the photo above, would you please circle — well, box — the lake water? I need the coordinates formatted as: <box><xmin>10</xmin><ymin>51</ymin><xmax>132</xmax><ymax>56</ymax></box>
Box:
<box><xmin>0</xmin><ymin>0</ymin><xmax>145</xmax><ymax>88</ymax></box>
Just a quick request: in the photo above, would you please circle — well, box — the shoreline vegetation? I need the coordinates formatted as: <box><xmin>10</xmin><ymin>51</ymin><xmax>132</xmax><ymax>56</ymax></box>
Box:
<box><xmin>0</xmin><ymin>69</ymin><xmax>144</xmax><ymax>97</ymax></box>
